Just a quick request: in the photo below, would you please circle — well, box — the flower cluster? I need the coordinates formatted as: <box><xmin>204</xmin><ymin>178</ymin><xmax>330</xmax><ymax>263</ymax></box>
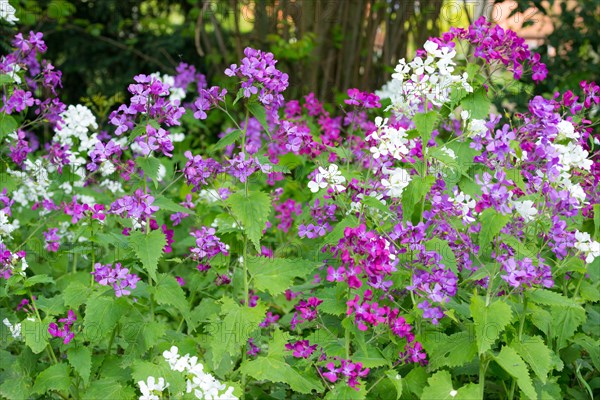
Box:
<box><xmin>48</xmin><ymin>310</ymin><xmax>77</xmax><ymax>344</ymax></box>
<box><xmin>162</xmin><ymin>346</ymin><xmax>237</xmax><ymax>399</ymax></box>
<box><xmin>308</xmin><ymin>164</ymin><xmax>346</xmax><ymax>193</ymax></box>
<box><xmin>109</xmin><ymin>189</ymin><xmax>159</xmax><ymax>222</ymax></box>
<box><xmin>225</xmin><ymin>47</ymin><xmax>289</xmax><ymax>108</ymax></box>
<box><xmin>189</xmin><ymin>227</ymin><xmax>229</xmax><ymax>271</ymax></box>
<box><xmin>290</xmin><ymin>297</ymin><xmax>323</xmax><ymax>329</ymax></box>
<box><xmin>321</xmin><ymin>358</ymin><xmax>370</xmax><ymax>390</ymax></box>
<box><xmin>91</xmin><ymin>262</ymin><xmax>141</xmax><ymax>297</ymax></box>
<box><xmin>183</xmin><ymin>151</ymin><xmax>223</xmax><ymax>191</ymax></box>
<box><xmin>137</xmin><ymin>376</ymin><xmax>169</xmax><ymax>400</ymax></box>
<box><xmin>42</xmin><ymin>228</ymin><xmax>60</xmax><ymax>252</ymax></box>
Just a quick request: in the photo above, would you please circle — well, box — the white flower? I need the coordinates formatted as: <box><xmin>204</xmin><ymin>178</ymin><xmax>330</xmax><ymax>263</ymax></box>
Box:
<box><xmin>512</xmin><ymin>200</ymin><xmax>538</xmax><ymax>222</ymax></box>
<box><xmin>163</xmin><ymin>346</ymin><xmax>180</xmax><ymax>368</ymax></box>
<box><xmin>460</xmin><ymin>110</ymin><xmax>471</xmax><ymax>121</ymax></box>
<box><xmin>2</xmin><ymin>318</ymin><xmax>21</xmax><ymax>339</ymax></box>
<box><xmin>574</xmin><ymin>231</ymin><xmax>600</xmax><ymax>264</ymax></box>
<box><xmin>449</xmin><ymin>390</ymin><xmax>458</xmax><ymax>397</ymax></box>
<box><xmin>0</xmin><ymin>0</ymin><xmax>18</xmax><ymax>24</ymax></box>
<box><xmin>556</xmin><ymin>120</ymin><xmax>578</xmax><ymax>140</ymax></box>
<box><xmin>552</xmin><ymin>142</ymin><xmax>592</xmax><ymax>171</ymax></box>
<box><xmin>137</xmin><ymin>376</ymin><xmax>168</xmax><ymax>400</ymax></box>
<box><xmin>381</xmin><ymin>167</ymin><xmax>411</xmax><ymax>197</ymax></box>
<box><xmin>0</xmin><ymin>211</ymin><xmax>18</xmax><ymax>239</ymax></box>
<box><xmin>451</xmin><ymin>190</ymin><xmax>476</xmax><ymax>223</ymax></box>
<box><xmin>308</xmin><ymin>164</ymin><xmax>346</xmax><ymax>193</ymax></box>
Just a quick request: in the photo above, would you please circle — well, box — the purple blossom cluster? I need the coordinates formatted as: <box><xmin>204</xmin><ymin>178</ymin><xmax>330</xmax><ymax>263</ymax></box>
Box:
<box><xmin>298</xmin><ymin>199</ymin><xmax>337</xmax><ymax>239</ymax></box>
<box><xmin>182</xmin><ymin>151</ymin><xmax>223</xmax><ymax>191</ymax></box>
<box><xmin>321</xmin><ymin>359</ymin><xmax>370</xmax><ymax>390</ymax></box>
<box><xmin>91</xmin><ymin>262</ymin><xmax>141</xmax><ymax>297</ymax></box>
<box><xmin>193</xmin><ymin>86</ymin><xmax>227</xmax><ymax>120</ymax></box>
<box><xmin>135</xmin><ymin>124</ymin><xmax>174</xmax><ymax>157</ymax></box>
<box><xmin>189</xmin><ymin>227</ymin><xmax>229</xmax><ymax>271</ymax></box>
<box><xmin>87</xmin><ymin>139</ymin><xmax>122</xmax><ymax>171</ymax></box>
<box><xmin>0</xmin><ymin>247</ymin><xmax>26</xmax><ymax>280</ymax></box>
<box><xmin>109</xmin><ymin>189</ymin><xmax>159</xmax><ymax>221</ymax></box>
<box><xmin>225</xmin><ymin>47</ymin><xmax>289</xmax><ymax>108</ymax></box>
<box><xmin>48</xmin><ymin>310</ymin><xmax>77</xmax><ymax>344</ymax></box>
<box><xmin>327</xmin><ymin>224</ymin><xmax>398</xmax><ymax>290</ymax></box>
<box><xmin>290</xmin><ymin>297</ymin><xmax>323</xmax><ymax>329</ymax></box>
<box><xmin>285</xmin><ymin>340</ymin><xmax>318</xmax><ymax>359</ymax></box>
<box><xmin>497</xmin><ymin>256</ymin><xmax>553</xmax><ymax>289</ymax></box>
<box><xmin>344</xmin><ymin>88</ymin><xmax>381</xmax><ymax>109</ymax></box>
<box><xmin>442</xmin><ymin>16</ymin><xmax>547</xmax><ymax>82</ymax></box>
<box><xmin>62</xmin><ymin>197</ymin><xmax>106</xmax><ymax>223</ymax></box>
<box><xmin>273</xmin><ymin>198</ymin><xmax>302</xmax><ymax>233</ymax></box>
<box><xmin>43</xmin><ymin>228</ymin><xmax>60</xmax><ymax>252</ymax></box>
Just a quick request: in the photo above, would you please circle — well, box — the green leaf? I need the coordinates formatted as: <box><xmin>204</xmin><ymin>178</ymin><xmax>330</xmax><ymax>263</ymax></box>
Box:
<box><xmin>461</xmin><ymin>87</ymin><xmax>490</xmax><ymax>119</ymax></box>
<box><xmin>22</xmin><ymin>318</ymin><xmax>49</xmax><ymax>354</ymax></box>
<box><xmin>32</xmin><ymin>363</ymin><xmax>71</xmax><ymax>395</ymax></box>
<box><xmin>312</xmin><ymin>285</ymin><xmax>347</xmax><ymax>316</ymax></box>
<box><xmin>421</xmin><ymin>371</ymin><xmax>481</xmax><ymax>400</ymax></box>
<box><xmin>470</xmin><ymin>296</ymin><xmax>512</xmax><ymax>354</ymax></box>
<box><xmin>402</xmin><ymin>366</ymin><xmax>428</xmax><ymax>398</ymax></box>
<box><xmin>67</xmin><ymin>347</ymin><xmax>92</xmax><ymax>385</ymax></box>
<box><xmin>128</xmin><ymin>230</ymin><xmax>166</xmax><ymax>282</ymax></box>
<box><xmin>511</xmin><ymin>336</ymin><xmax>553</xmax><ymax>383</ymax></box>
<box><xmin>494</xmin><ymin>346</ymin><xmax>536</xmax><ymax>400</ymax></box>
<box><xmin>322</xmin><ymin>215</ymin><xmax>359</xmax><ymax>246</ymax></box>
<box><xmin>414</xmin><ymin>111</ymin><xmax>438</xmax><ymax>145</ymax></box>
<box><xmin>421</xmin><ymin>370</ymin><xmax>454</xmax><ymax>400</ymax></box>
<box><xmin>241</xmin><ymin>357</ymin><xmax>324</xmax><ymax>395</ymax></box>
<box><xmin>0</xmin><ymin>379</ymin><xmax>30</xmax><ymax>400</ymax></box>
<box><xmin>248</xmin><ymin>102</ymin><xmax>270</xmax><ymax>136</ymax></box>
<box><xmin>227</xmin><ymin>190</ymin><xmax>272</xmax><ymax>252</ymax></box>
<box><xmin>24</xmin><ymin>274</ymin><xmax>54</xmax><ymax>287</ymax></box>
<box><xmin>135</xmin><ymin>156</ymin><xmax>162</xmax><ymax>187</ymax></box>
<box><xmin>0</xmin><ymin>74</ymin><xmax>13</xmax><ymax>84</ymax></box>
<box><xmin>324</xmin><ymin>382</ymin><xmax>366</xmax><ymax>399</ymax></box>
<box><xmin>594</xmin><ymin>204</ymin><xmax>600</xmax><ymax>239</ymax></box>
<box><xmin>208</xmin><ymin>297</ymin><xmax>266</xmax><ymax>366</ymax></box>
<box><xmin>573</xmin><ymin>334</ymin><xmax>600</xmax><ymax>371</ymax></box>
<box><xmin>426</xmin><ymin>331</ymin><xmax>477</xmax><ymax>370</ymax></box>
<box><xmin>153</xmin><ymin>196</ymin><xmax>192</xmax><ymax>214</ymax></box>
<box><xmin>401</xmin><ymin>175</ymin><xmax>435</xmax><ymax>221</ymax></box>
<box><xmin>247</xmin><ymin>256</ymin><xmax>319</xmax><ymax>296</ymax></box>
<box><xmin>153</xmin><ymin>273</ymin><xmax>189</xmax><ymax>317</ymax></box>
<box><xmin>353</xmin><ymin>347</ymin><xmax>390</xmax><ymax>368</ymax></box>
<box><xmin>0</xmin><ymin>114</ymin><xmax>18</xmax><ymax>139</ymax></box>
<box><xmin>131</xmin><ymin>360</ymin><xmax>186</xmax><ymax>395</ymax></box>
<box><xmin>83</xmin><ymin>296</ymin><xmax>128</xmax><ymax>340</ymax></box>
<box><xmin>35</xmin><ymin>295</ymin><xmax>66</xmax><ymax>316</ymax></box>
<box><xmin>527</xmin><ymin>288</ymin><xmax>583</xmax><ymax>309</ymax></box>
<box><xmin>478</xmin><ymin>208</ymin><xmax>511</xmax><ymax>250</ymax></box>
<box><xmin>63</xmin><ymin>281</ymin><xmax>92</xmax><ymax>309</ymax></box>
<box><xmin>212</xmin><ymin>129</ymin><xmax>242</xmax><ymax>151</ymax></box>
<box><xmin>425</xmin><ymin>238</ymin><xmax>458</xmax><ymax>276</ymax></box>
<box><xmin>82</xmin><ymin>378</ymin><xmax>136</xmax><ymax>400</ymax></box>
<box><xmin>386</xmin><ymin>370</ymin><xmax>403</xmax><ymax>400</ymax></box>
<box><xmin>550</xmin><ymin>306</ymin><xmax>586</xmax><ymax>349</ymax></box>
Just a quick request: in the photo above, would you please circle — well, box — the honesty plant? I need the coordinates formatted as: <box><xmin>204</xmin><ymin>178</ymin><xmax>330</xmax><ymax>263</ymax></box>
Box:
<box><xmin>0</xmin><ymin>14</ymin><xmax>599</xmax><ymax>400</ymax></box>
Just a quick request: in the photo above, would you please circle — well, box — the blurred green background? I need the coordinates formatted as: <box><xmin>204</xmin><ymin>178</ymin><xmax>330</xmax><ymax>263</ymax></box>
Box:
<box><xmin>1</xmin><ymin>0</ymin><xmax>598</xmax><ymax>108</ymax></box>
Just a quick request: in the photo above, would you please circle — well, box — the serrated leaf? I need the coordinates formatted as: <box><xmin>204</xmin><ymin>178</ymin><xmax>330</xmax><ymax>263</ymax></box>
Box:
<box><xmin>401</xmin><ymin>175</ymin><xmax>435</xmax><ymax>221</ymax></box>
<box><xmin>32</xmin><ymin>363</ymin><xmax>71</xmax><ymax>395</ymax></box>
<box><xmin>21</xmin><ymin>318</ymin><xmax>49</xmax><ymax>354</ymax></box>
<box><xmin>247</xmin><ymin>256</ymin><xmax>319</xmax><ymax>296</ymax></box>
<box><xmin>227</xmin><ymin>190</ymin><xmax>271</xmax><ymax>252</ymax></box>
<box><xmin>324</xmin><ymin>381</ymin><xmax>366</xmax><ymax>399</ymax></box>
<box><xmin>322</xmin><ymin>215</ymin><xmax>359</xmax><ymax>246</ymax></box>
<box><xmin>153</xmin><ymin>273</ymin><xmax>189</xmax><ymax>317</ymax></box>
<box><xmin>494</xmin><ymin>346</ymin><xmax>536</xmax><ymax>399</ymax></box>
<box><xmin>24</xmin><ymin>274</ymin><xmax>54</xmax><ymax>287</ymax></box>
<box><xmin>551</xmin><ymin>306</ymin><xmax>586</xmax><ymax>350</ymax></box>
<box><xmin>573</xmin><ymin>334</ymin><xmax>600</xmax><ymax>371</ymax></box>
<box><xmin>414</xmin><ymin>111</ymin><xmax>438</xmax><ymax>145</ymax></box>
<box><xmin>241</xmin><ymin>357</ymin><xmax>324</xmax><ymax>395</ymax></box>
<box><xmin>424</xmin><ymin>238</ymin><xmax>458</xmax><ymax>276</ymax></box>
<box><xmin>67</xmin><ymin>347</ymin><xmax>92</xmax><ymax>385</ymax></box>
<box><xmin>208</xmin><ymin>297</ymin><xmax>266</xmax><ymax>366</ymax></box>
<box><xmin>135</xmin><ymin>156</ymin><xmax>162</xmax><ymax>187</ymax></box>
<box><xmin>83</xmin><ymin>296</ymin><xmax>128</xmax><ymax>340</ymax></box>
<box><xmin>470</xmin><ymin>296</ymin><xmax>512</xmax><ymax>354</ymax></box>
<box><xmin>0</xmin><ymin>379</ymin><xmax>30</xmax><ymax>400</ymax></box>
<box><xmin>421</xmin><ymin>370</ymin><xmax>481</xmax><ymax>400</ymax></box>
<box><xmin>403</xmin><ymin>366</ymin><xmax>428</xmax><ymax>398</ymax></box>
<box><xmin>153</xmin><ymin>196</ymin><xmax>192</xmax><ymax>214</ymax></box>
<box><xmin>248</xmin><ymin>103</ymin><xmax>270</xmax><ymax>136</ymax></box>
<box><xmin>128</xmin><ymin>230</ymin><xmax>166</xmax><ymax>282</ymax></box>
<box><xmin>212</xmin><ymin>129</ymin><xmax>242</xmax><ymax>151</ymax></box>
<box><xmin>527</xmin><ymin>288</ymin><xmax>583</xmax><ymax>309</ymax></box>
<box><xmin>461</xmin><ymin>87</ymin><xmax>490</xmax><ymax>119</ymax></box>
<box><xmin>0</xmin><ymin>114</ymin><xmax>18</xmax><ymax>139</ymax></box>
<box><xmin>312</xmin><ymin>285</ymin><xmax>346</xmax><ymax>316</ymax></box>
<box><xmin>82</xmin><ymin>378</ymin><xmax>136</xmax><ymax>400</ymax></box>
<box><xmin>478</xmin><ymin>208</ymin><xmax>511</xmax><ymax>250</ymax></box>
<box><xmin>35</xmin><ymin>296</ymin><xmax>65</xmax><ymax>316</ymax></box>
<box><xmin>511</xmin><ymin>335</ymin><xmax>553</xmax><ymax>383</ymax></box>
<box><xmin>63</xmin><ymin>281</ymin><xmax>92</xmax><ymax>309</ymax></box>
<box><xmin>386</xmin><ymin>370</ymin><xmax>403</xmax><ymax>400</ymax></box>
<box><xmin>426</xmin><ymin>331</ymin><xmax>477</xmax><ymax>370</ymax></box>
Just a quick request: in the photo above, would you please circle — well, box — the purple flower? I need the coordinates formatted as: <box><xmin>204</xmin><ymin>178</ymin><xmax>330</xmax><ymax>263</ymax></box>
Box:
<box><xmin>285</xmin><ymin>340</ymin><xmax>318</xmax><ymax>358</ymax></box>
<box><xmin>109</xmin><ymin>189</ymin><xmax>159</xmax><ymax>221</ymax></box>
<box><xmin>91</xmin><ymin>263</ymin><xmax>140</xmax><ymax>297</ymax></box>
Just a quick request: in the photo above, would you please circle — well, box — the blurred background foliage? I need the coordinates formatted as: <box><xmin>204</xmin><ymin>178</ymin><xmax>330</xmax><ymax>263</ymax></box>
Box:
<box><xmin>1</xmin><ymin>0</ymin><xmax>598</xmax><ymax>109</ymax></box>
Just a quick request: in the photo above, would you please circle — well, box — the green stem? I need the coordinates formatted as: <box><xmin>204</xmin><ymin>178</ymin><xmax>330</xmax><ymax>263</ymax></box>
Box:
<box><xmin>344</xmin><ymin>288</ymin><xmax>351</xmax><ymax>359</ymax></box>
<box><xmin>106</xmin><ymin>324</ymin><xmax>118</xmax><ymax>358</ymax></box>
<box><xmin>479</xmin><ymin>355</ymin><xmax>488</xmax><ymax>399</ymax></box>
<box><xmin>29</xmin><ymin>291</ymin><xmax>58</xmax><ymax>364</ymax></box>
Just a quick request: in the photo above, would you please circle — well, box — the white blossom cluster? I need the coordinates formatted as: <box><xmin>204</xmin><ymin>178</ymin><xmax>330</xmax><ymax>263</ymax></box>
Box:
<box><xmin>511</xmin><ymin>199</ymin><xmax>538</xmax><ymax>222</ymax></box>
<box><xmin>0</xmin><ymin>0</ymin><xmax>18</xmax><ymax>24</ymax></box>
<box><xmin>7</xmin><ymin>159</ymin><xmax>54</xmax><ymax>208</ymax></box>
<box><xmin>307</xmin><ymin>163</ymin><xmax>346</xmax><ymax>193</ymax></box>
<box><xmin>573</xmin><ymin>230</ymin><xmax>600</xmax><ymax>264</ymax></box>
<box><xmin>138</xmin><ymin>346</ymin><xmax>238</xmax><ymax>400</ymax></box>
<box><xmin>0</xmin><ymin>211</ymin><xmax>19</xmax><ymax>243</ymax></box>
<box><xmin>376</xmin><ymin>40</ymin><xmax>473</xmax><ymax>116</ymax></box>
<box><xmin>450</xmin><ymin>190</ymin><xmax>476</xmax><ymax>224</ymax></box>
<box><xmin>367</xmin><ymin>117</ymin><xmax>410</xmax><ymax>161</ymax></box>
<box><xmin>2</xmin><ymin>317</ymin><xmax>34</xmax><ymax>339</ymax></box>
<box><xmin>380</xmin><ymin>167</ymin><xmax>412</xmax><ymax>198</ymax></box>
